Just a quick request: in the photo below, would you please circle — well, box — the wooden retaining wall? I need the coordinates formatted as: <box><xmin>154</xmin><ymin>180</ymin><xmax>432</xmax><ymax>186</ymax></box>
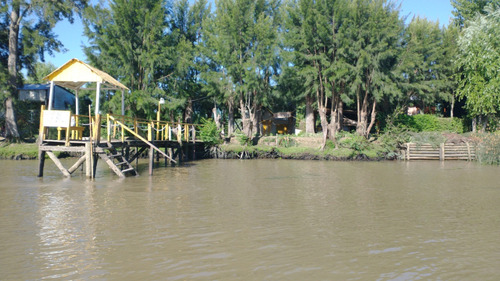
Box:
<box><xmin>404</xmin><ymin>143</ymin><xmax>475</xmax><ymax>161</ymax></box>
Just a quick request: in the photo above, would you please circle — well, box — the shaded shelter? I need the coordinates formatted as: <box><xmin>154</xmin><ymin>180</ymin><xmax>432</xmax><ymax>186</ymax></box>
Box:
<box><xmin>43</xmin><ymin>58</ymin><xmax>129</xmax><ymax>116</ymax></box>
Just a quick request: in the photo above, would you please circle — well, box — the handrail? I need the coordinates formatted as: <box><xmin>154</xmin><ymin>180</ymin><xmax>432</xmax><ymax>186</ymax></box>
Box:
<box><xmin>107</xmin><ymin>114</ymin><xmax>200</xmax><ymax>142</ymax></box>
<box><xmin>108</xmin><ymin>115</ymin><xmax>177</xmax><ymax>163</ymax></box>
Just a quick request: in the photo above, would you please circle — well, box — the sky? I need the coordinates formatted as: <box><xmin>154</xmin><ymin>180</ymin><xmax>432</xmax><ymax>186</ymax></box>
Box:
<box><xmin>45</xmin><ymin>0</ymin><xmax>454</xmax><ymax>68</ymax></box>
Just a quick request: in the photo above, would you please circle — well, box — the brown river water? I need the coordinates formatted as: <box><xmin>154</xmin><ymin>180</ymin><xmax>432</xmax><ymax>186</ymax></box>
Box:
<box><xmin>0</xmin><ymin>159</ymin><xmax>499</xmax><ymax>280</ymax></box>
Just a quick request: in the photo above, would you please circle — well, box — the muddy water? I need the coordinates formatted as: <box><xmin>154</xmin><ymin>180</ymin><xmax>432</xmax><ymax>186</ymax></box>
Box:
<box><xmin>1</xmin><ymin>159</ymin><xmax>499</xmax><ymax>280</ymax></box>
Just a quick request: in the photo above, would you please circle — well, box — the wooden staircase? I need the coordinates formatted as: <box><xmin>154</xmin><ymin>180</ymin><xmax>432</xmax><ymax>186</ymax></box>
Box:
<box><xmin>96</xmin><ymin>142</ymin><xmax>139</xmax><ymax>177</ymax></box>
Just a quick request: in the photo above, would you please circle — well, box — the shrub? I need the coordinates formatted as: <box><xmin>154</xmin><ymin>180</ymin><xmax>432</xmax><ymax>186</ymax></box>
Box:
<box><xmin>475</xmin><ymin>133</ymin><xmax>500</xmax><ymax>165</ymax></box>
<box><xmin>235</xmin><ymin>133</ymin><xmax>252</xmax><ymax>146</ymax></box>
<box><xmin>199</xmin><ymin>118</ymin><xmax>222</xmax><ymax>145</ymax></box>
<box><xmin>393</xmin><ymin>114</ymin><xmax>464</xmax><ymax>133</ymax></box>
<box><xmin>337</xmin><ymin>132</ymin><xmax>370</xmax><ymax>152</ymax></box>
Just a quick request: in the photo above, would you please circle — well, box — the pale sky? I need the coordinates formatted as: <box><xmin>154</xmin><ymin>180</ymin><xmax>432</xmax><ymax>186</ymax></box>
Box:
<box><xmin>46</xmin><ymin>0</ymin><xmax>454</xmax><ymax>68</ymax></box>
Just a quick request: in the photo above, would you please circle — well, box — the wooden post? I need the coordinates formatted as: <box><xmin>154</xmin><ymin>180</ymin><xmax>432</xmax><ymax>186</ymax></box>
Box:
<box><xmin>38</xmin><ymin>150</ymin><xmax>46</xmax><ymax>177</ymax></box>
<box><xmin>149</xmin><ymin>146</ymin><xmax>154</xmax><ymax>175</ymax></box>
<box><xmin>466</xmin><ymin>142</ymin><xmax>471</xmax><ymax>161</ymax></box>
<box><xmin>85</xmin><ymin>142</ymin><xmax>92</xmax><ymax>178</ymax></box>
<box><xmin>406</xmin><ymin>143</ymin><xmax>410</xmax><ymax>161</ymax></box>
<box><xmin>38</xmin><ymin>105</ymin><xmax>46</xmax><ymax>143</ymax></box>
<box><xmin>164</xmin><ymin>142</ymin><xmax>169</xmax><ymax>167</ymax></box>
<box><xmin>440</xmin><ymin>143</ymin><xmax>445</xmax><ymax>161</ymax></box>
<box><xmin>47</xmin><ymin>151</ymin><xmax>71</xmax><ymax>177</ymax></box>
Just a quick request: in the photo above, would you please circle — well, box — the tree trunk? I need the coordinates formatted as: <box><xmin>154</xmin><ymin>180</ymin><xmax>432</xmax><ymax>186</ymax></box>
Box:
<box><xmin>6</xmin><ymin>5</ymin><xmax>21</xmax><ymax>139</ymax></box>
<box><xmin>366</xmin><ymin>100</ymin><xmax>377</xmax><ymax>137</ymax></box>
<box><xmin>183</xmin><ymin>98</ymin><xmax>193</xmax><ymax>123</ymax></box>
<box><xmin>227</xmin><ymin>98</ymin><xmax>234</xmax><ymax>136</ymax></box>
<box><xmin>305</xmin><ymin>94</ymin><xmax>315</xmax><ymax>134</ymax></box>
<box><xmin>450</xmin><ymin>95</ymin><xmax>455</xmax><ymax>118</ymax></box>
<box><xmin>328</xmin><ymin>91</ymin><xmax>340</xmax><ymax>140</ymax></box>
<box><xmin>472</xmin><ymin>116</ymin><xmax>477</xmax><ymax>133</ymax></box>
<box><xmin>212</xmin><ymin>107</ymin><xmax>221</xmax><ymax>128</ymax></box>
<box><xmin>356</xmin><ymin>89</ymin><xmax>369</xmax><ymax>136</ymax></box>
<box><xmin>240</xmin><ymin>96</ymin><xmax>252</xmax><ymax>137</ymax></box>
<box><xmin>252</xmin><ymin>103</ymin><xmax>262</xmax><ymax>137</ymax></box>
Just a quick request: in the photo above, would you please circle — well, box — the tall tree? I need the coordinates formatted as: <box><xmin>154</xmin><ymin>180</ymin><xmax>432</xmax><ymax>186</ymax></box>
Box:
<box><xmin>168</xmin><ymin>0</ymin><xmax>210</xmax><ymax>123</ymax></box>
<box><xmin>83</xmin><ymin>0</ymin><xmax>170</xmax><ymax>119</ymax></box>
<box><xmin>455</xmin><ymin>5</ymin><xmax>500</xmax><ymax>131</ymax></box>
<box><xmin>397</xmin><ymin>17</ymin><xmax>444</xmax><ymax>109</ymax></box>
<box><xmin>203</xmin><ymin>0</ymin><xmax>280</xmax><ymax>137</ymax></box>
<box><xmin>1</xmin><ymin>0</ymin><xmax>87</xmax><ymax>140</ymax></box>
<box><xmin>283</xmin><ymin>0</ymin><xmax>340</xmax><ymax>141</ymax></box>
<box><xmin>343</xmin><ymin>0</ymin><xmax>402</xmax><ymax>137</ymax></box>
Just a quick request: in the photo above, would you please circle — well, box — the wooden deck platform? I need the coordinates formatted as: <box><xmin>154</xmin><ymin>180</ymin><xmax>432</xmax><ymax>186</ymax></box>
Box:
<box><xmin>38</xmin><ymin>111</ymin><xmax>205</xmax><ymax>179</ymax></box>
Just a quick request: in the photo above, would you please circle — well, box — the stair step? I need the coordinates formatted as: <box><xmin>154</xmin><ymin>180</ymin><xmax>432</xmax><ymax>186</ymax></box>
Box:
<box><xmin>109</xmin><ymin>154</ymin><xmax>122</xmax><ymax>158</ymax></box>
<box><xmin>115</xmin><ymin>161</ymin><xmax>128</xmax><ymax>166</ymax></box>
<box><xmin>122</xmin><ymin>168</ymin><xmax>136</xmax><ymax>173</ymax></box>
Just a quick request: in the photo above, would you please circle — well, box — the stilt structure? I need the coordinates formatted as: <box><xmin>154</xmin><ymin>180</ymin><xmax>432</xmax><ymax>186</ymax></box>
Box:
<box><xmin>37</xmin><ymin>59</ymin><xmax>203</xmax><ymax>179</ymax></box>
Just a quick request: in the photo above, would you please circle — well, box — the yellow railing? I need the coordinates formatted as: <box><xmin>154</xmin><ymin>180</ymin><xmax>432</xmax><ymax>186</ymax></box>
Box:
<box><xmin>38</xmin><ymin>107</ymin><xmax>199</xmax><ymax>145</ymax></box>
<box><xmin>106</xmin><ymin>114</ymin><xmax>199</xmax><ymax>143</ymax></box>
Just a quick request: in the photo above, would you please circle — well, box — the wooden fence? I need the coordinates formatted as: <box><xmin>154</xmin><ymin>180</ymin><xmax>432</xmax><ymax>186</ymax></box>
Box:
<box><xmin>404</xmin><ymin>143</ymin><xmax>475</xmax><ymax>161</ymax></box>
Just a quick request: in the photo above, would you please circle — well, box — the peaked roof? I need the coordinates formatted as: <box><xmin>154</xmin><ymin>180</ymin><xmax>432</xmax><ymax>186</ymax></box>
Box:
<box><xmin>43</xmin><ymin>58</ymin><xmax>129</xmax><ymax>91</ymax></box>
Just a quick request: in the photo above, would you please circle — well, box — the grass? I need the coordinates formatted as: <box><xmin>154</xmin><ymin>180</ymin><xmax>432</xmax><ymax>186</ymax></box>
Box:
<box><xmin>220</xmin><ymin>137</ymin><xmax>387</xmax><ymax>160</ymax></box>
<box><xmin>0</xmin><ymin>142</ymin><xmax>40</xmax><ymax>159</ymax></box>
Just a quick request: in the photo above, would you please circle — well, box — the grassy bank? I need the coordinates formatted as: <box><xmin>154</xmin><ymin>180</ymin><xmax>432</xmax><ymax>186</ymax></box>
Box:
<box><xmin>0</xmin><ymin>142</ymin><xmax>40</xmax><ymax>160</ymax></box>
<box><xmin>216</xmin><ymin>134</ymin><xmax>390</xmax><ymax>161</ymax></box>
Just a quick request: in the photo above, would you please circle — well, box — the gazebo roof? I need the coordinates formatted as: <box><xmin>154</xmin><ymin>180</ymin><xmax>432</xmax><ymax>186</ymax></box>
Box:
<box><xmin>43</xmin><ymin>58</ymin><xmax>129</xmax><ymax>91</ymax></box>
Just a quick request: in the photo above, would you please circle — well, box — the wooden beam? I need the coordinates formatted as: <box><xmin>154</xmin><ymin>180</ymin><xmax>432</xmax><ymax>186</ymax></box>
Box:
<box><xmin>46</xmin><ymin>151</ymin><xmax>71</xmax><ymax>177</ymax></box>
<box><xmin>128</xmin><ymin>146</ymin><xmax>147</xmax><ymax>163</ymax></box>
<box><xmin>149</xmin><ymin>146</ymin><xmax>154</xmax><ymax>176</ymax></box>
<box><xmin>39</xmin><ymin>145</ymin><xmax>86</xmax><ymax>152</ymax></box>
<box><xmin>85</xmin><ymin>143</ymin><xmax>92</xmax><ymax>178</ymax></box>
<box><xmin>68</xmin><ymin>155</ymin><xmax>87</xmax><ymax>174</ymax></box>
<box><xmin>38</xmin><ymin>150</ymin><xmax>46</xmax><ymax>177</ymax></box>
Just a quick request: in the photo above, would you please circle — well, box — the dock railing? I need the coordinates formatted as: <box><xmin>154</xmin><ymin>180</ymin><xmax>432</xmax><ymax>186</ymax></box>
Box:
<box><xmin>106</xmin><ymin>114</ymin><xmax>199</xmax><ymax>143</ymax></box>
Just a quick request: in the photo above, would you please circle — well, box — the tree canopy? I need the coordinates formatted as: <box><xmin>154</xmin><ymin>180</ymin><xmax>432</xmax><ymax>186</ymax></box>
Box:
<box><xmin>4</xmin><ymin>0</ymin><xmax>500</xmax><ymax>140</ymax></box>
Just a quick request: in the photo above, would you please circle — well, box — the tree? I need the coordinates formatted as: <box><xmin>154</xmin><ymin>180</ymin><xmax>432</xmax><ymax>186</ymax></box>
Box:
<box><xmin>455</xmin><ymin>6</ymin><xmax>500</xmax><ymax>131</ymax></box>
<box><xmin>1</xmin><ymin>0</ymin><xmax>87</xmax><ymax>140</ymax></box>
<box><xmin>452</xmin><ymin>0</ymin><xmax>500</xmax><ymax>27</ymax></box>
<box><xmin>83</xmin><ymin>0</ymin><xmax>170</xmax><ymax>119</ymax></box>
<box><xmin>283</xmin><ymin>0</ymin><xmax>341</xmax><ymax>141</ymax></box>
<box><xmin>203</xmin><ymin>0</ymin><xmax>280</xmax><ymax>138</ymax></box>
<box><xmin>168</xmin><ymin>0</ymin><xmax>210</xmax><ymax>123</ymax></box>
<box><xmin>397</xmin><ymin>17</ymin><xmax>444</xmax><ymax>109</ymax></box>
<box><xmin>25</xmin><ymin>62</ymin><xmax>57</xmax><ymax>84</ymax></box>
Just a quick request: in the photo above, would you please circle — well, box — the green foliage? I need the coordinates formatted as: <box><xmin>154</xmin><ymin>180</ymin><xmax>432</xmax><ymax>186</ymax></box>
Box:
<box><xmin>456</xmin><ymin>6</ymin><xmax>500</xmax><ymax>118</ymax></box>
<box><xmin>199</xmin><ymin>118</ymin><xmax>222</xmax><ymax>145</ymax></box>
<box><xmin>452</xmin><ymin>0</ymin><xmax>499</xmax><ymax>27</ymax></box>
<box><xmin>0</xmin><ymin>143</ymin><xmax>39</xmax><ymax>159</ymax></box>
<box><xmin>409</xmin><ymin>132</ymin><xmax>447</xmax><ymax>148</ymax></box>
<box><xmin>235</xmin><ymin>133</ymin><xmax>252</xmax><ymax>146</ymax></box>
<box><xmin>397</xmin><ymin>17</ymin><xmax>450</xmax><ymax>107</ymax></box>
<box><xmin>337</xmin><ymin>132</ymin><xmax>371</xmax><ymax>152</ymax></box>
<box><xmin>276</xmin><ymin>136</ymin><xmax>296</xmax><ymax>148</ymax></box>
<box><xmin>475</xmin><ymin>133</ymin><xmax>500</xmax><ymax>165</ymax></box>
<box><xmin>379</xmin><ymin>124</ymin><xmax>411</xmax><ymax>154</ymax></box>
<box><xmin>393</xmin><ymin>114</ymin><xmax>464</xmax><ymax>133</ymax></box>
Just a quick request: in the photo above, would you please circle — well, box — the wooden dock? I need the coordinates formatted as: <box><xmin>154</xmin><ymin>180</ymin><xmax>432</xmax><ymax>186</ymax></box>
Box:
<box><xmin>404</xmin><ymin>142</ymin><xmax>475</xmax><ymax>161</ymax></box>
<box><xmin>38</xmin><ymin>110</ymin><xmax>204</xmax><ymax>179</ymax></box>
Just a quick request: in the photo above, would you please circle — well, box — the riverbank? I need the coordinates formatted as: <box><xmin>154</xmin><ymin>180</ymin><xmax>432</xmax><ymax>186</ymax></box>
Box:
<box><xmin>1</xmin><ymin>132</ymin><xmax>492</xmax><ymax>163</ymax></box>
<box><xmin>0</xmin><ymin>141</ymin><xmax>39</xmax><ymax>160</ymax></box>
<box><xmin>214</xmin><ymin>135</ymin><xmax>393</xmax><ymax>161</ymax></box>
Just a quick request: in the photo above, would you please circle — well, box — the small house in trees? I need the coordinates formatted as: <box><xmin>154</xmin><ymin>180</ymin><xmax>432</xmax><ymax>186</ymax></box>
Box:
<box><xmin>19</xmin><ymin>83</ymin><xmax>75</xmax><ymax>110</ymax></box>
<box><xmin>261</xmin><ymin>109</ymin><xmax>296</xmax><ymax>135</ymax></box>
